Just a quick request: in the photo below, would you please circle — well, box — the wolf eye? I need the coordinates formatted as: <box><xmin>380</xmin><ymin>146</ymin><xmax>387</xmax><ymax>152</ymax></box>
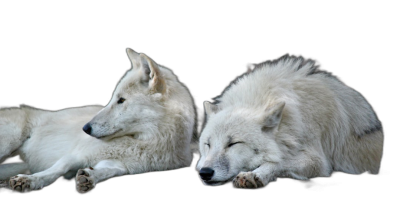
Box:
<box><xmin>117</xmin><ymin>98</ymin><xmax>126</xmax><ymax>104</ymax></box>
<box><xmin>205</xmin><ymin>143</ymin><xmax>210</xmax><ymax>148</ymax></box>
<box><xmin>228</xmin><ymin>142</ymin><xmax>243</xmax><ymax>147</ymax></box>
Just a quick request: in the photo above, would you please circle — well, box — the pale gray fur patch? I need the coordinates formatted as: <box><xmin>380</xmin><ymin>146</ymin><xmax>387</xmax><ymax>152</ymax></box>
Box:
<box><xmin>219</xmin><ymin>154</ymin><xmax>230</xmax><ymax>173</ymax></box>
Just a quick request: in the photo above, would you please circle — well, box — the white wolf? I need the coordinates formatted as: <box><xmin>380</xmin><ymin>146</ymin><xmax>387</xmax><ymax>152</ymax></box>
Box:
<box><xmin>0</xmin><ymin>49</ymin><xmax>197</xmax><ymax>193</ymax></box>
<box><xmin>196</xmin><ymin>55</ymin><xmax>383</xmax><ymax>188</ymax></box>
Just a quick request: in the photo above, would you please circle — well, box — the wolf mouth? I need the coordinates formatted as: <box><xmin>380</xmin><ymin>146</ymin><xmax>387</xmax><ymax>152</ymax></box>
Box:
<box><xmin>203</xmin><ymin>177</ymin><xmax>235</xmax><ymax>186</ymax></box>
<box><xmin>94</xmin><ymin>129</ymin><xmax>122</xmax><ymax>140</ymax></box>
<box><xmin>203</xmin><ymin>180</ymin><xmax>225</xmax><ymax>186</ymax></box>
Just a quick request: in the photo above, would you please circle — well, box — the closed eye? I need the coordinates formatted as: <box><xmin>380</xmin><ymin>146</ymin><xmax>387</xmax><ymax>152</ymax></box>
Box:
<box><xmin>117</xmin><ymin>97</ymin><xmax>126</xmax><ymax>104</ymax></box>
<box><xmin>227</xmin><ymin>142</ymin><xmax>244</xmax><ymax>147</ymax></box>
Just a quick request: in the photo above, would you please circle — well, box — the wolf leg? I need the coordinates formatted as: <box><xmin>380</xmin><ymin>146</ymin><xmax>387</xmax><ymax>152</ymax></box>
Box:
<box><xmin>0</xmin><ymin>162</ymin><xmax>27</xmax><ymax>190</ymax></box>
<box><xmin>9</xmin><ymin>155</ymin><xmax>82</xmax><ymax>192</ymax></box>
<box><xmin>0</xmin><ymin>163</ymin><xmax>29</xmax><ymax>181</ymax></box>
<box><xmin>75</xmin><ymin>160</ymin><xmax>127</xmax><ymax>193</ymax></box>
<box><xmin>233</xmin><ymin>152</ymin><xmax>330</xmax><ymax>189</ymax></box>
<box><xmin>0</xmin><ymin>108</ymin><xmax>29</xmax><ymax>163</ymax></box>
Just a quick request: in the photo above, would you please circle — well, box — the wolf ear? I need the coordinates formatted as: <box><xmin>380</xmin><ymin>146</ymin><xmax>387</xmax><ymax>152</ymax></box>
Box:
<box><xmin>204</xmin><ymin>101</ymin><xmax>219</xmax><ymax>117</ymax></box>
<box><xmin>263</xmin><ymin>101</ymin><xmax>285</xmax><ymax>129</ymax></box>
<box><xmin>140</xmin><ymin>53</ymin><xmax>166</xmax><ymax>94</ymax></box>
<box><xmin>126</xmin><ymin>48</ymin><xmax>141</xmax><ymax>69</ymax></box>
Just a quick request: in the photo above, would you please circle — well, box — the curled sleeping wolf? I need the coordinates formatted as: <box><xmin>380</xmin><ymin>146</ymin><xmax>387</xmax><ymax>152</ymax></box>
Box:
<box><xmin>0</xmin><ymin>49</ymin><xmax>197</xmax><ymax>192</ymax></box>
<box><xmin>197</xmin><ymin>55</ymin><xmax>383</xmax><ymax>188</ymax></box>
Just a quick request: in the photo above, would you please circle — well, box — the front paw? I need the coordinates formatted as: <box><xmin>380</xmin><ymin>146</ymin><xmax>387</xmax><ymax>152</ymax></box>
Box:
<box><xmin>9</xmin><ymin>175</ymin><xmax>31</xmax><ymax>192</ymax></box>
<box><xmin>233</xmin><ymin>172</ymin><xmax>264</xmax><ymax>189</ymax></box>
<box><xmin>76</xmin><ymin>169</ymin><xmax>95</xmax><ymax>193</ymax></box>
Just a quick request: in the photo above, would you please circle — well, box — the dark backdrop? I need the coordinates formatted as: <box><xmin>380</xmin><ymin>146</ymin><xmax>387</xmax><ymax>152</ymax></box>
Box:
<box><xmin>0</xmin><ymin>5</ymin><xmax>399</xmax><ymax>218</ymax></box>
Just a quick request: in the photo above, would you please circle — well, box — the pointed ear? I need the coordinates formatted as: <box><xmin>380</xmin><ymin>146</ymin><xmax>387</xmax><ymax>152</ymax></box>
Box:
<box><xmin>140</xmin><ymin>53</ymin><xmax>166</xmax><ymax>94</ymax></box>
<box><xmin>263</xmin><ymin>101</ymin><xmax>285</xmax><ymax>129</ymax></box>
<box><xmin>204</xmin><ymin>101</ymin><xmax>219</xmax><ymax>117</ymax></box>
<box><xmin>126</xmin><ymin>48</ymin><xmax>141</xmax><ymax>69</ymax></box>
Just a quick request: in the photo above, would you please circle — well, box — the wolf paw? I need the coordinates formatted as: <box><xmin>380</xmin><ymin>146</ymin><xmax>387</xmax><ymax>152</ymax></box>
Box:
<box><xmin>76</xmin><ymin>169</ymin><xmax>95</xmax><ymax>193</ymax></box>
<box><xmin>9</xmin><ymin>175</ymin><xmax>31</xmax><ymax>192</ymax></box>
<box><xmin>233</xmin><ymin>172</ymin><xmax>264</xmax><ymax>189</ymax></box>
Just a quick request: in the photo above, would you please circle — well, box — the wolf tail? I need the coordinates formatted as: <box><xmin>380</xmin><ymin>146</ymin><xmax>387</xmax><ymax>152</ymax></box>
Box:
<box><xmin>0</xmin><ymin>163</ymin><xmax>29</xmax><ymax>180</ymax></box>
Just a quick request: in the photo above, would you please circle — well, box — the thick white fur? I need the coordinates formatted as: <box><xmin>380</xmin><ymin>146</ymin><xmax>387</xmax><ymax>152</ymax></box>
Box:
<box><xmin>0</xmin><ymin>49</ymin><xmax>197</xmax><ymax>193</ymax></box>
<box><xmin>197</xmin><ymin>55</ymin><xmax>383</xmax><ymax>188</ymax></box>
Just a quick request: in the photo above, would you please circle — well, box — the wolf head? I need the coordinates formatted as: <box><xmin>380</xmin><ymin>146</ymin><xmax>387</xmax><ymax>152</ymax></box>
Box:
<box><xmin>83</xmin><ymin>49</ymin><xmax>167</xmax><ymax>140</ymax></box>
<box><xmin>196</xmin><ymin>101</ymin><xmax>285</xmax><ymax>185</ymax></box>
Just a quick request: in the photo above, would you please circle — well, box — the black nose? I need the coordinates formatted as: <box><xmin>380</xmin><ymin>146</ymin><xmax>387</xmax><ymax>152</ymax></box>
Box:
<box><xmin>199</xmin><ymin>167</ymin><xmax>214</xmax><ymax>181</ymax></box>
<box><xmin>82</xmin><ymin>123</ymin><xmax>92</xmax><ymax>135</ymax></box>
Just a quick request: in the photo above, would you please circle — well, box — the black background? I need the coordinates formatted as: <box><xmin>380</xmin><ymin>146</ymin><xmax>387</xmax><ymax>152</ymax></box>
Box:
<box><xmin>0</xmin><ymin>3</ymin><xmax>399</xmax><ymax>218</ymax></box>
